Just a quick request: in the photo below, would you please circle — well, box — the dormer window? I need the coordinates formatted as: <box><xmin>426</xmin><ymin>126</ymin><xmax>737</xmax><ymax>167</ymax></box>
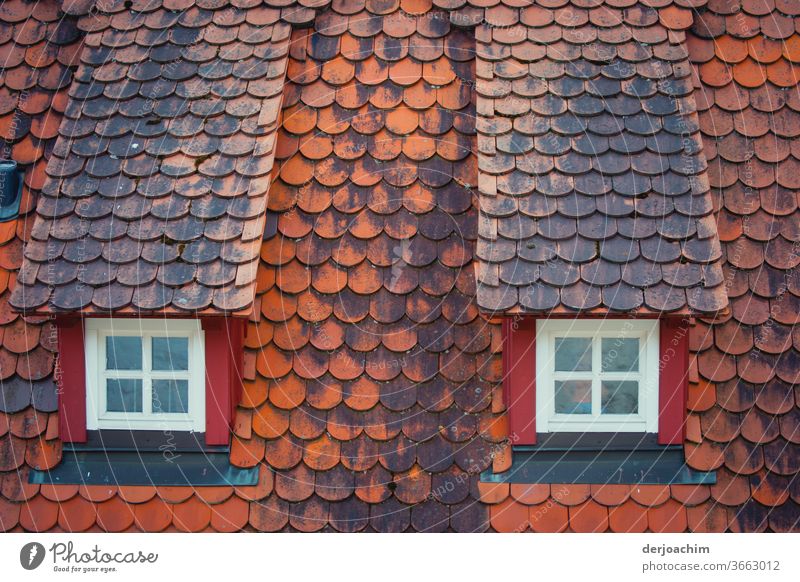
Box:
<box><xmin>488</xmin><ymin>316</ymin><xmax>712</xmax><ymax>485</ymax></box>
<box><xmin>502</xmin><ymin>317</ymin><xmax>689</xmax><ymax>447</ymax></box>
<box><xmin>535</xmin><ymin>319</ymin><xmax>659</xmax><ymax>434</ymax></box>
<box><xmin>32</xmin><ymin>316</ymin><xmax>256</xmax><ymax>487</ymax></box>
<box><xmin>55</xmin><ymin>317</ymin><xmax>245</xmax><ymax>448</ymax></box>
<box><xmin>85</xmin><ymin>320</ymin><xmax>206</xmax><ymax>432</ymax></box>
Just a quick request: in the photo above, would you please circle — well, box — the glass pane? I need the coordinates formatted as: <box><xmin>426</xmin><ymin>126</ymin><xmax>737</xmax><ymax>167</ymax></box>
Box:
<box><xmin>554</xmin><ymin>337</ymin><xmax>592</xmax><ymax>371</ymax></box>
<box><xmin>106</xmin><ymin>379</ymin><xmax>143</xmax><ymax>413</ymax></box>
<box><xmin>554</xmin><ymin>380</ymin><xmax>592</xmax><ymax>414</ymax></box>
<box><xmin>601</xmin><ymin>381</ymin><xmax>639</xmax><ymax>414</ymax></box>
<box><xmin>152</xmin><ymin>337</ymin><xmax>189</xmax><ymax>371</ymax></box>
<box><xmin>152</xmin><ymin>379</ymin><xmax>189</xmax><ymax>414</ymax></box>
<box><xmin>106</xmin><ymin>337</ymin><xmax>142</xmax><ymax>370</ymax></box>
<box><xmin>601</xmin><ymin>338</ymin><xmax>640</xmax><ymax>372</ymax></box>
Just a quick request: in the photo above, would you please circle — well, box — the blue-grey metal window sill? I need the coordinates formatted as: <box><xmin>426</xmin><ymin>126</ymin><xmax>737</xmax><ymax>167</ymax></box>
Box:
<box><xmin>68</xmin><ymin>429</ymin><xmax>226</xmax><ymax>453</ymax></box>
<box><xmin>480</xmin><ymin>433</ymin><xmax>716</xmax><ymax>485</ymax></box>
<box><xmin>29</xmin><ymin>430</ymin><xmax>258</xmax><ymax>486</ymax></box>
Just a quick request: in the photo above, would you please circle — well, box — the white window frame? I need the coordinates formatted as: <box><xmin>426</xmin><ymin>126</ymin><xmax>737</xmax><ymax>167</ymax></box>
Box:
<box><xmin>535</xmin><ymin>319</ymin><xmax>659</xmax><ymax>433</ymax></box>
<box><xmin>85</xmin><ymin>319</ymin><xmax>205</xmax><ymax>432</ymax></box>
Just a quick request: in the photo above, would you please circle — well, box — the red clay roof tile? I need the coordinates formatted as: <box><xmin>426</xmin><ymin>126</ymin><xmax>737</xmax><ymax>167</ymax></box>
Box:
<box><xmin>670</xmin><ymin>483</ymin><xmax>712</xmax><ymax>506</ymax></box>
<box><xmin>528</xmin><ymin>500</ymin><xmax>569</xmax><ymax>533</ymax></box>
<box><xmin>684</xmin><ymin>2</ymin><xmax>800</xmax><ymax>512</ymax></box>
<box><xmin>569</xmin><ymin>500</ymin><xmax>609</xmax><ymax>533</ymax></box>
<box><xmin>56</xmin><ymin>494</ymin><xmax>96</xmax><ymax>532</ymax></box>
<box><xmin>489</xmin><ymin>497</ymin><xmax>528</xmax><ymax>532</ymax></box>
<box><xmin>18</xmin><ymin>494</ymin><xmax>58</xmax><ymax>531</ymax></box>
<box><xmin>609</xmin><ymin>499</ymin><xmax>649</xmax><ymax>532</ymax></box>
<box><xmin>648</xmin><ymin>499</ymin><xmax>688</xmax><ymax>532</ymax></box>
<box><xmin>0</xmin><ymin>496</ymin><xmax>20</xmax><ymax>531</ymax></box>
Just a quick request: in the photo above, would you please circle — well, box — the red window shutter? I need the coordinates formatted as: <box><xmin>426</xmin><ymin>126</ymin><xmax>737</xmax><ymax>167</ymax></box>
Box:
<box><xmin>658</xmin><ymin>317</ymin><xmax>690</xmax><ymax>445</ymax></box>
<box><xmin>202</xmin><ymin>318</ymin><xmax>245</xmax><ymax>446</ymax></box>
<box><xmin>57</xmin><ymin>318</ymin><xmax>87</xmax><ymax>443</ymax></box>
<box><xmin>503</xmin><ymin>317</ymin><xmax>536</xmax><ymax>445</ymax></box>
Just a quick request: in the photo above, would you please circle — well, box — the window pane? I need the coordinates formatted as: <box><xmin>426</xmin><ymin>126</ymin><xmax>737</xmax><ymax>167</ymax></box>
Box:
<box><xmin>601</xmin><ymin>338</ymin><xmax>639</xmax><ymax>372</ymax></box>
<box><xmin>106</xmin><ymin>337</ymin><xmax>142</xmax><ymax>370</ymax></box>
<box><xmin>554</xmin><ymin>337</ymin><xmax>592</xmax><ymax>371</ymax></box>
<box><xmin>106</xmin><ymin>379</ymin><xmax>143</xmax><ymax>413</ymax></box>
<box><xmin>152</xmin><ymin>337</ymin><xmax>189</xmax><ymax>371</ymax></box>
<box><xmin>554</xmin><ymin>380</ymin><xmax>592</xmax><ymax>414</ymax></box>
<box><xmin>152</xmin><ymin>379</ymin><xmax>189</xmax><ymax>414</ymax></box>
<box><xmin>601</xmin><ymin>381</ymin><xmax>639</xmax><ymax>414</ymax></box>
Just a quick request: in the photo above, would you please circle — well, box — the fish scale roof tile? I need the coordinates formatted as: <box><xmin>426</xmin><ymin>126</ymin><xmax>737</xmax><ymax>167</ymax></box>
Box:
<box><xmin>473</xmin><ymin>0</ymin><xmax>729</xmax><ymax>316</ymax></box>
<box><xmin>0</xmin><ymin>0</ymin><xmax>83</xmax><ymax>503</ymax></box>
<box><xmin>8</xmin><ymin>0</ymin><xmax>293</xmax><ymax>315</ymax></box>
<box><xmin>475</xmin><ymin>0</ymin><xmax>800</xmax><ymax>532</ymax></box>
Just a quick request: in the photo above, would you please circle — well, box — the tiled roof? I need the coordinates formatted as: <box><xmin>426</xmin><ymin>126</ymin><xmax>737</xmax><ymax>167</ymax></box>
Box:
<box><xmin>231</xmin><ymin>0</ymin><xmax>502</xmax><ymax>532</ymax></box>
<box><xmin>478</xmin><ymin>0</ymin><xmax>800</xmax><ymax>532</ymax></box>
<box><xmin>9</xmin><ymin>0</ymin><xmax>291</xmax><ymax>315</ymax></box>
<box><xmin>0</xmin><ymin>0</ymin><xmax>83</xmax><ymax>485</ymax></box>
<box><xmin>1</xmin><ymin>0</ymin><xmax>798</xmax><ymax>532</ymax></box>
<box><xmin>686</xmin><ymin>0</ymin><xmax>800</xmax><ymax>531</ymax></box>
<box><xmin>2</xmin><ymin>0</ymin><xmax>502</xmax><ymax>532</ymax></box>
<box><xmin>474</xmin><ymin>0</ymin><xmax>729</xmax><ymax>315</ymax></box>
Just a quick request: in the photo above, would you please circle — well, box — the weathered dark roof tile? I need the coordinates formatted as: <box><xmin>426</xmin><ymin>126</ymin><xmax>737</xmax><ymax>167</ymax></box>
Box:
<box><xmin>10</xmin><ymin>1</ymin><xmax>289</xmax><ymax>315</ymax></box>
